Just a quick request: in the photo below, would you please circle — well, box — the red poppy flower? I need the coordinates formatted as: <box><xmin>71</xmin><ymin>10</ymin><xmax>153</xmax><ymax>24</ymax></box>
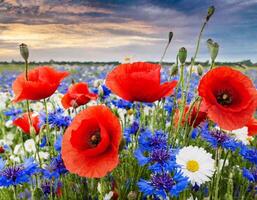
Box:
<box><xmin>61</xmin><ymin>82</ymin><xmax>97</xmax><ymax>109</ymax></box>
<box><xmin>174</xmin><ymin>103</ymin><xmax>207</xmax><ymax>128</ymax></box>
<box><xmin>62</xmin><ymin>105</ymin><xmax>121</xmax><ymax>178</ymax></box>
<box><xmin>246</xmin><ymin>117</ymin><xmax>257</xmax><ymax>136</ymax></box>
<box><xmin>198</xmin><ymin>66</ymin><xmax>257</xmax><ymax>130</ymax></box>
<box><xmin>12</xmin><ymin>66</ymin><xmax>69</xmax><ymax>102</ymax></box>
<box><xmin>13</xmin><ymin>112</ymin><xmax>40</xmax><ymax>135</ymax></box>
<box><xmin>106</xmin><ymin>62</ymin><xmax>177</xmax><ymax>102</ymax></box>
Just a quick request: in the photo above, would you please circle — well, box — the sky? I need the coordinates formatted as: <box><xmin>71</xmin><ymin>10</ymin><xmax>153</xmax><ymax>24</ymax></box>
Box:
<box><xmin>0</xmin><ymin>0</ymin><xmax>256</xmax><ymax>62</ymax></box>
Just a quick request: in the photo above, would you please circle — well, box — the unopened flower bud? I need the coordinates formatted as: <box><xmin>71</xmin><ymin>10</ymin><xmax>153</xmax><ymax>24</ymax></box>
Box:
<box><xmin>207</xmin><ymin>38</ymin><xmax>213</xmax><ymax>47</ymax></box>
<box><xmin>19</xmin><ymin>43</ymin><xmax>29</xmax><ymax>61</ymax></box>
<box><xmin>170</xmin><ymin>64</ymin><xmax>178</xmax><ymax>76</ymax></box>
<box><xmin>127</xmin><ymin>191</ymin><xmax>137</xmax><ymax>200</ymax></box>
<box><xmin>0</xmin><ymin>146</ymin><xmax>4</xmax><ymax>154</ymax></box>
<box><xmin>197</xmin><ymin>64</ymin><xmax>204</xmax><ymax>76</ymax></box>
<box><xmin>168</xmin><ymin>32</ymin><xmax>173</xmax><ymax>44</ymax></box>
<box><xmin>207</xmin><ymin>39</ymin><xmax>219</xmax><ymax>61</ymax></box>
<box><xmin>206</xmin><ymin>6</ymin><xmax>215</xmax><ymax>21</ymax></box>
<box><xmin>178</xmin><ymin>47</ymin><xmax>187</xmax><ymax>64</ymax></box>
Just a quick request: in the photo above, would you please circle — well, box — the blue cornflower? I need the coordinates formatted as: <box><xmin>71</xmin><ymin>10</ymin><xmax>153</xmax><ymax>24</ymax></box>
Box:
<box><xmin>239</xmin><ymin>144</ymin><xmax>257</xmax><ymax>165</ymax></box>
<box><xmin>40</xmin><ymin>108</ymin><xmax>71</xmax><ymax>128</ymax></box>
<box><xmin>242</xmin><ymin>168</ymin><xmax>257</xmax><ymax>192</ymax></box>
<box><xmin>41</xmin><ymin>154</ymin><xmax>67</xmax><ymax>179</ymax></box>
<box><xmin>242</xmin><ymin>168</ymin><xmax>256</xmax><ymax>182</ymax></box>
<box><xmin>124</xmin><ymin>121</ymin><xmax>139</xmax><ymax>144</ymax></box>
<box><xmin>40</xmin><ymin>136</ymin><xmax>47</xmax><ymax>148</ymax></box>
<box><xmin>102</xmin><ymin>84</ymin><xmax>111</xmax><ymax>96</ymax></box>
<box><xmin>201</xmin><ymin>124</ymin><xmax>238</xmax><ymax>151</ymax></box>
<box><xmin>138</xmin><ymin>129</ymin><xmax>168</xmax><ymax>151</ymax></box>
<box><xmin>164</xmin><ymin>97</ymin><xmax>175</xmax><ymax>114</ymax></box>
<box><xmin>41</xmin><ymin>181</ymin><xmax>56</xmax><ymax>196</ymax></box>
<box><xmin>0</xmin><ymin>158</ymin><xmax>38</xmax><ymax>187</ymax></box>
<box><xmin>135</xmin><ymin>129</ymin><xmax>178</xmax><ymax>172</ymax></box>
<box><xmin>94</xmin><ymin>84</ymin><xmax>111</xmax><ymax>98</ymax></box>
<box><xmin>138</xmin><ymin>129</ymin><xmax>167</xmax><ymax>152</ymax></box>
<box><xmin>135</xmin><ymin>148</ymin><xmax>177</xmax><ymax>172</ymax></box>
<box><xmin>111</xmin><ymin>99</ymin><xmax>133</xmax><ymax>109</ymax></box>
<box><xmin>138</xmin><ymin>171</ymin><xmax>188</xmax><ymax>199</ymax></box>
<box><xmin>54</xmin><ymin>135</ymin><xmax>63</xmax><ymax>152</ymax></box>
<box><xmin>4</xmin><ymin>108</ymin><xmax>23</xmax><ymax>119</ymax></box>
<box><xmin>191</xmin><ymin>128</ymin><xmax>199</xmax><ymax>139</ymax></box>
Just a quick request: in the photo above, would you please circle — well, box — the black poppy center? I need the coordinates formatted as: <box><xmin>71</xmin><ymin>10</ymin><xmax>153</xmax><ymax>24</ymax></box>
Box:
<box><xmin>216</xmin><ymin>91</ymin><xmax>233</xmax><ymax>106</ymax></box>
<box><xmin>89</xmin><ymin>131</ymin><xmax>101</xmax><ymax>147</ymax></box>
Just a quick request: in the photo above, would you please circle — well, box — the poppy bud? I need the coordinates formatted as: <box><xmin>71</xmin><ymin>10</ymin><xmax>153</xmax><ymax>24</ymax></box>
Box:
<box><xmin>19</xmin><ymin>43</ymin><xmax>29</xmax><ymax>61</ymax></box>
<box><xmin>197</xmin><ymin>64</ymin><xmax>204</xmax><ymax>76</ymax></box>
<box><xmin>170</xmin><ymin>64</ymin><xmax>178</xmax><ymax>76</ymax></box>
<box><xmin>178</xmin><ymin>47</ymin><xmax>187</xmax><ymax>64</ymax></box>
<box><xmin>206</xmin><ymin>6</ymin><xmax>215</xmax><ymax>21</ymax></box>
<box><xmin>207</xmin><ymin>38</ymin><xmax>213</xmax><ymax>46</ymax></box>
<box><xmin>207</xmin><ymin>39</ymin><xmax>219</xmax><ymax>61</ymax></box>
<box><xmin>168</xmin><ymin>32</ymin><xmax>173</xmax><ymax>44</ymax></box>
<box><xmin>0</xmin><ymin>146</ymin><xmax>4</xmax><ymax>153</ymax></box>
<box><xmin>128</xmin><ymin>191</ymin><xmax>137</xmax><ymax>200</ymax></box>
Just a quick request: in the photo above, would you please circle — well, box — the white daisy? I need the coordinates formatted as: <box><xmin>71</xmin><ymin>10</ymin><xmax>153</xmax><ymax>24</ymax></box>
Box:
<box><xmin>176</xmin><ymin>146</ymin><xmax>215</xmax><ymax>185</ymax></box>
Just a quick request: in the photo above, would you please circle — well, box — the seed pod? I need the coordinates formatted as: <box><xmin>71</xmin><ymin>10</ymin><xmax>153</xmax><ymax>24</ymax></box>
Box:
<box><xmin>207</xmin><ymin>38</ymin><xmax>213</xmax><ymax>48</ymax></box>
<box><xmin>178</xmin><ymin>47</ymin><xmax>187</xmax><ymax>64</ymax></box>
<box><xmin>19</xmin><ymin>43</ymin><xmax>29</xmax><ymax>61</ymax></box>
<box><xmin>207</xmin><ymin>39</ymin><xmax>219</xmax><ymax>61</ymax></box>
<box><xmin>170</xmin><ymin>64</ymin><xmax>178</xmax><ymax>76</ymax></box>
<box><xmin>206</xmin><ymin>6</ymin><xmax>215</xmax><ymax>21</ymax></box>
<box><xmin>168</xmin><ymin>32</ymin><xmax>173</xmax><ymax>43</ymax></box>
<box><xmin>197</xmin><ymin>64</ymin><xmax>204</xmax><ymax>76</ymax></box>
<box><xmin>211</xmin><ymin>42</ymin><xmax>219</xmax><ymax>61</ymax></box>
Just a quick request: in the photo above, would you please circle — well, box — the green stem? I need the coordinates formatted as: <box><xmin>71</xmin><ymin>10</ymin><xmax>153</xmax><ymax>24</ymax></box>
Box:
<box><xmin>210</xmin><ymin>59</ymin><xmax>215</xmax><ymax>69</ymax></box>
<box><xmin>159</xmin><ymin>42</ymin><xmax>170</xmax><ymax>65</ymax></box>
<box><xmin>12</xmin><ymin>186</ymin><xmax>17</xmax><ymax>200</ymax></box>
<box><xmin>43</xmin><ymin>99</ymin><xmax>54</xmax><ymax>157</ymax></box>
<box><xmin>214</xmin><ymin>147</ymin><xmax>221</xmax><ymax>200</ymax></box>
<box><xmin>176</xmin><ymin>63</ymin><xmax>186</xmax><ymax>136</ymax></box>
<box><xmin>25</xmin><ymin>59</ymin><xmax>29</xmax><ymax>80</ymax></box>
<box><xmin>185</xmin><ymin>21</ymin><xmax>207</xmax><ymax>101</ymax></box>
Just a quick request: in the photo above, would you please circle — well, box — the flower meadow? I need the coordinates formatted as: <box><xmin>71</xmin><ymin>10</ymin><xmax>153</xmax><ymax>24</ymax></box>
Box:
<box><xmin>0</xmin><ymin>6</ymin><xmax>257</xmax><ymax>200</ymax></box>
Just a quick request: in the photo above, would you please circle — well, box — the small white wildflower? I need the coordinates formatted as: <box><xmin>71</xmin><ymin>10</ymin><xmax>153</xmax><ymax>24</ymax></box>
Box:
<box><xmin>104</xmin><ymin>191</ymin><xmax>114</xmax><ymax>200</ymax></box>
<box><xmin>24</xmin><ymin>139</ymin><xmax>36</xmax><ymax>153</ymax></box>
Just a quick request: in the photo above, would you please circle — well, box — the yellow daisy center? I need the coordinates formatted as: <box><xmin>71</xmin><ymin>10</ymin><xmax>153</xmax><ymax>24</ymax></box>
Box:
<box><xmin>186</xmin><ymin>160</ymin><xmax>199</xmax><ymax>172</ymax></box>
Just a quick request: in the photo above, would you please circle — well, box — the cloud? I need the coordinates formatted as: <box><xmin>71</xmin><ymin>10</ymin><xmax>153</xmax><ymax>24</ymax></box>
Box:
<box><xmin>0</xmin><ymin>0</ymin><xmax>256</xmax><ymax>61</ymax></box>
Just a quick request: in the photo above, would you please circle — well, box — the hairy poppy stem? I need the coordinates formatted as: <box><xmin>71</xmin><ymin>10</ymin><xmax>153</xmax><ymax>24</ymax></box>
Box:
<box><xmin>159</xmin><ymin>32</ymin><xmax>173</xmax><ymax>65</ymax></box>
<box><xmin>159</xmin><ymin>42</ymin><xmax>170</xmax><ymax>65</ymax></box>
<box><xmin>25</xmin><ymin>59</ymin><xmax>29</xmax><ymax>80</ymax></box>
<box><xmin>43</xmin><ymin>99</ymin><xmax>53</xmax><ymax>157</ymax></box>
<box><xmin>214</xmin><ymin>147</ymin><xmax>221</xmax><ymax>200</ymax></box>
